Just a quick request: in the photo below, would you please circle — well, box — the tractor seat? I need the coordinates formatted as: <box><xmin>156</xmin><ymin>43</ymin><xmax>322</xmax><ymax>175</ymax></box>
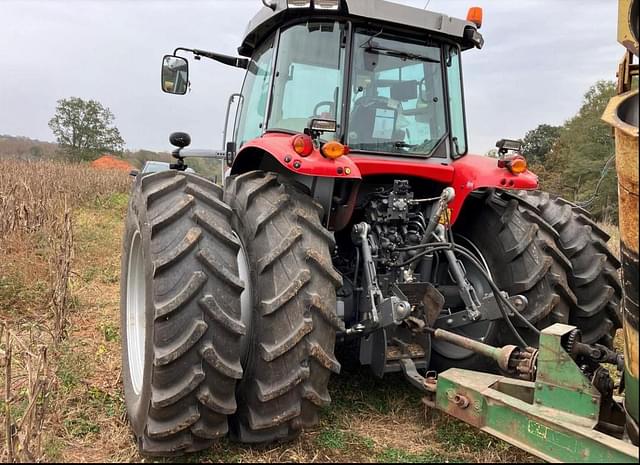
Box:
<box><xmin>349</xmin><ymin>97</ymin><xmax>400</xmax><ymax>144</ymax></box>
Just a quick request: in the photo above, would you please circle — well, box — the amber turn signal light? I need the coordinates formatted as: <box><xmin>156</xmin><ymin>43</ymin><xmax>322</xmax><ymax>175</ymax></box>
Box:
<box><xmin>508</xmin><ymin>156</ymin><xmax>528</xmax><ymax>175</ymax></box>
<box><xmin>292</xmin><ymin>135</ymin><xmax>314</xmax><ymax>157</ymax></box>
<box><xmin>321</xmin><ymin>141</ymin><xmax>348</xmax><ymax>159</ymax></box>
<box><xmin>467</xmin><ymin>7</ymin><xmax>483</xmax><ymax>29</ymax></box>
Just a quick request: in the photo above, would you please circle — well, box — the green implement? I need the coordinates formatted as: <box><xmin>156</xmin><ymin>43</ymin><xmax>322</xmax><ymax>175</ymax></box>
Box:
<box><xmin>423</xmin><ymin>324</ymin><xmax>639</xmax><ymax>463</ymax></box>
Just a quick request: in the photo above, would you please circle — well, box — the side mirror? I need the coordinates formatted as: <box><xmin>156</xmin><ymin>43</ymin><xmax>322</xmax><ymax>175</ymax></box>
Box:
<box><xmin>170</xmin><ymin>132</ymin><xmax>191</xmax><ymax>148</ymax></box>
<box><xmin>161</xmin><ymin>55</ymin><xmax>189</xmax><ymax>95</ymax></box>
<box><xmin>129</xmin><ymin>169</ymin><xmax>139</xmax><ymax>177</ymax></box>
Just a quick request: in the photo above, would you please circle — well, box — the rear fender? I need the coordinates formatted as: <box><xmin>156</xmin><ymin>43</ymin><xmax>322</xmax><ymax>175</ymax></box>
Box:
<box><xmin>231</xmin><ymin>132</ymin><xmax>361</xmax><ymax>180</ymax></box>
<box><xmin>230</xmin><ymin>133</ymin><xmax>362</xmax><ymax>226</ymax></box>
<box><xmin>448</xmin><ymin>154</ymin><xmax>539</xmax><ymax>223</ymax></box>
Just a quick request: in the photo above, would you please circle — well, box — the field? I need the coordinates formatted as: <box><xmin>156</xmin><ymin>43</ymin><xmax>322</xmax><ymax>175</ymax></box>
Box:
<box><xmin>4</xmin><ymin>158</ymin><xmax>622</xmax><ymax>463</ymax></box>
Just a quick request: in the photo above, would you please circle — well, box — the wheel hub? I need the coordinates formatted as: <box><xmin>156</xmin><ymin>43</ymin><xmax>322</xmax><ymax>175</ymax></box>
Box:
<box><xmin>236</xmin><ymin>235</ymin><xmax>253</xmax><ymax>363</ymax></box>
<box><xmin>432</xmin><ymin>234</ymin><xmax>495</xmax><ymax>360</ymax></box>
<box><xmin>126</xmin><ymin>231</ymin><xmax>146</xmax><ymax>396</ymax></box>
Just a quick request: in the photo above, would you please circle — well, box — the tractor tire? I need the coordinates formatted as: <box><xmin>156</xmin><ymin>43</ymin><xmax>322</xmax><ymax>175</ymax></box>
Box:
<box><xmin>432</xmin><ymin>189</ymin><xmax>578</xmax><ymax>371</ymax></box>
<box><xmin>224</xmin><ymin>171</ymin><xmax>342</xmax><ymax>444</ymax></box>
<box><xmin>512</xmin><ymin>190</ymin><xmax>622</xmax><ymax>346</ymax></box>
<box><xmin>120</xmin><ymin>170</ymin><xmax>246</xmax><ymax>456</ymax></box>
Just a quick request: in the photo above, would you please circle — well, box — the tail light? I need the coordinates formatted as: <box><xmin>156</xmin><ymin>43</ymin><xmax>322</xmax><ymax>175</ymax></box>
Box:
<box><xmin>499</xmin><ymin>155</ymin><xmax>528</xmax><ymax>175</ymax></box>
<box><xmin>508</xmin><ymin>156</ymin><xmax>528</xmax><ymax>174</ymax></box>
<box><xmin>321</xmin><ymin>141</ymin><xmax>348</xmax><ymax>160</ymax></box>
<box><xmin>292</xmin><ymin>135</ymin><xmax>314</xmax><ymax>157</ymax></box>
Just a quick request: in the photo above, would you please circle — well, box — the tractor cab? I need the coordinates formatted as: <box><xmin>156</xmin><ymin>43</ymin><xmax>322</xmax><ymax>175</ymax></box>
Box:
<box><xmin>162</xmin><ymin>0</ymin><xmax>484</xmax><ymax>164</ymax></box>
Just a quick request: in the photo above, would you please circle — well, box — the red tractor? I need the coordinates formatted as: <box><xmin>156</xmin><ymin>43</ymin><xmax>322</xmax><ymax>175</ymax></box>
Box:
<box><xmin>121</xmin><ymin>0</ymin><xmax>622</xmax><ymax>455</ymax></box>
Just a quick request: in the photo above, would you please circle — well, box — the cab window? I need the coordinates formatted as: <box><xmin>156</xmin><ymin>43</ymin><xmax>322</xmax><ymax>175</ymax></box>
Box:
<box><xmin>235</xmin><ymin>36</ymin><xmax>275</xmax><ymax>147</ymax></box>
<box><xmin>348</xmin><ymin>30</ymin><xmax>446</xmax><ymax>156</ymax></box>
<box><xmin>268</xmin><ymin>22</ymin><xmax>346</xmax><ymax>138</ymax></box>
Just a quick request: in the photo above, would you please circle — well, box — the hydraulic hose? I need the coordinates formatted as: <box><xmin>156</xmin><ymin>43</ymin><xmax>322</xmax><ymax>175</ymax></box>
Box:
<box><xmin>393</xmin><ymin>241</ymin><xmax>539</xmax><ymax>344</ymax></box>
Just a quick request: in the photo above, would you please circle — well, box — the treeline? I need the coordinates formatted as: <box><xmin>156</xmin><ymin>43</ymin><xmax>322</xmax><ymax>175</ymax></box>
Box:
<box><xmin>0</xmin><ymin>136</ymin><xmax>222</xmax><ymax>180</ymax></box>
<box><xmin>520</xmin><ymin>80</ymin><xmax>621</xmax><ymax>223</ymax></box>
<box><xmin>0</xmin><ymin>135</ymin><xmax>169</xmax><ymax>168</ymax></box>
<box><xmin>0</xmin><ymin>135</ymin><xmax>59</xmax><ymax>159</ymax></box>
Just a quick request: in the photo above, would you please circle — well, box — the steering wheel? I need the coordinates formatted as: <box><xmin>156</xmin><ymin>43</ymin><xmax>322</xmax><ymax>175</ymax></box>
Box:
<box><xmin>313</xmin><ymin>101</ymin><xmax>336</xmax><ymax>117</ymax></box>
<box><xmin>352</xmin><ymin>95</ymin><xmax>394</xmax><ymax>112</ymax></box>
<box><xmin>349</xmin><ymin>96</ymin><xmax>403</xmax><ymax>144</ymax></box>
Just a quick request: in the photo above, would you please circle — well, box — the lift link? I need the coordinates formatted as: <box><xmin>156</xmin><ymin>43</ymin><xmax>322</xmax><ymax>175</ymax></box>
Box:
<box><xmin>434</xmin><ymin>225</ymin><xmax>482</xmax><ymax>321</ymax></box>
<box><xmin>348</xmin><ymin>222</ymin><xmax>411</xmax><ymax>335</ymax></box>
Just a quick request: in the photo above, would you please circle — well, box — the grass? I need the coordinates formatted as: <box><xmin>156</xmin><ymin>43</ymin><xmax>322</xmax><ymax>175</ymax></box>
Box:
<box><xmin>375</xmin><ymin>447</ymin><xmax>452</xmax><ymax>463</ymax></box>
<box><xmin>42</xmin><ymin>437</ymin><xmax>65</xmax><ymax>462</ymax></box>
<box><xmin>56</xmin><ymin>347</ymin><xmax>88</xmax><ymax>393</ymax></box>
<box><xmin>101</xmin><ymin>322</ymin><xmax>120</xmax><ymax>342</ymax></box>
<box><xmin>316</xmin><ymin>430</ymin><xmax>348</xmax><ymax>449</ymax></box>
<box><xmin>63</xmin><ymin>415</ymin><xmax>101</xmax><ymax>438</ymax></box>
<box><xmin>40</xmin><ymin>198</ymin><xmax>136</xmax><ymax>462</ymax></box>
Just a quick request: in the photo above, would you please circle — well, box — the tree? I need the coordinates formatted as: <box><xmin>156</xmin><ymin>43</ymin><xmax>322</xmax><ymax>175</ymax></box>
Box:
<box><xmin>538</xmin><ymin>81</ymin><xmax>618</xmax><ymax>222</ymax></box>
<box><xmin>29</xmin><ymin>145</ymin><xmax>43</xmax><ymax>158</ymax></box>
<box><xmin>48</xmin><ymin>97</ymin><xmax>125</xmax><ymax>161</ymax></box>
<box><xmin>521</xmin><ymin>124</ymin><xmax>562</xmax><ymax>165</ymax></box>
<box><xmin>485</xmin><ymin>148</ymin><xmax>499</xmax><ymax>158</ymax></box>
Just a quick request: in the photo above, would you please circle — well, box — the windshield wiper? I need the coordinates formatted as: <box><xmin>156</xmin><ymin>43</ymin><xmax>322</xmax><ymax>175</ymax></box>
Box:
<box><xmin>394</xmin><ymin>141</ymin><xmax>417</xmax><ymax>149</ymax></box>
<box><xmin>365</xmin><ymin>46</ymin><xmax>440</xmax><ymax>64</ymax></box>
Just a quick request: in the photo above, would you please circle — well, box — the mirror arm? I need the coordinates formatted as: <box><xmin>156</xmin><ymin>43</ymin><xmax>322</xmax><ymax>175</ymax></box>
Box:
<box><xmin>173</xmin><ymin>47</ymin><xmax>249</xmax><ymax>69</ymax></box>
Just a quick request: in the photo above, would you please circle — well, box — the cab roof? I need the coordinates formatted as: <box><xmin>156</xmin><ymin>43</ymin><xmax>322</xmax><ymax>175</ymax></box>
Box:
<box><xmin>238</xmin><ymin>0</ymin><xmax>483</xmax><ymax>57</ymax></box>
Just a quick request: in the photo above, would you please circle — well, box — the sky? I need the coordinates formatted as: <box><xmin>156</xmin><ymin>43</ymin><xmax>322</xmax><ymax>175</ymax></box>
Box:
<box><xmin>0</xmin><ymin>0</ymin><xmax>622</xmax><ymax>155</ymax></box>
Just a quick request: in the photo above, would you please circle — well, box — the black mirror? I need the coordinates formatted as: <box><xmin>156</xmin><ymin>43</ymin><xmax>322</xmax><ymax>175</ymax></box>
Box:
<box><xmin>162</xmin><ymin>55</ymin><xmax>189</xmax><ymax>95</ymax></box>
<box><xmin>170</xmin><ymin>132</ymin><xmax>191</xmax><ymax>148</ymax></box>
<box><xmin>129</xmin><ymin>169</ymin><xmax>139</xmax><ymax>177</ymax></box>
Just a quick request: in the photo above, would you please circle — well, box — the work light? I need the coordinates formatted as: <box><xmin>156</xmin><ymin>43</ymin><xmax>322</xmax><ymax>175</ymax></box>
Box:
<box><xmin>309</xmin><ymin>118</ymin><xmax>337</xmax><ymax>134</ymax></box>
<box><xmin>287</xmin><ymin>0</ymin><xmax>311</xmax><ymax>7</ymax></box>
<box><xmin>286</xmin><ymin>0</ymin><xmax>339</xmax><ymax>9</ymax></box>
<box><xmin>314</xmin><ymin>0</ymin><xmax>340</xmax><ymax>10</ymax></box>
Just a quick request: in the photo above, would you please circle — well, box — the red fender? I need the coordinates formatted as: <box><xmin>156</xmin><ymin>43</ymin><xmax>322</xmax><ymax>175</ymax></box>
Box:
<box><xmin>233</xmin><ymin>132</ymin><xmax>361</xmax><ymax>180</ymax></box>
<box><xmin>447</xmin><ymin>154</ymin><xmax>539</xmax><ymax>223</ymax></box>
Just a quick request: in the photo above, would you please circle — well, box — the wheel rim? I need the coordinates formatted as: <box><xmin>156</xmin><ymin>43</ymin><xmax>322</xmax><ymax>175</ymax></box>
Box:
<box><xmin>126</xmin><ymin>231</ymin><xmax>146</xmax><ymax>396</ymax></box>
<box><xmin>236</xmin><ymin>235</ymin><xmax>253</xmax><ymax>363</ymax></box>
<box><xmin>432</xmin><ymin>234</ymin><xmax>495</xmax><ymax>360</ymax></box>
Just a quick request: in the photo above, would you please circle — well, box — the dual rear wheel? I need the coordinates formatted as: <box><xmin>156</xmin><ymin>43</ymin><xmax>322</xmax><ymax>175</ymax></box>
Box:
<box><xmin>121</xmin><ymin>170</ymin><xmax>341</xmax><ymax>454</ymax></box>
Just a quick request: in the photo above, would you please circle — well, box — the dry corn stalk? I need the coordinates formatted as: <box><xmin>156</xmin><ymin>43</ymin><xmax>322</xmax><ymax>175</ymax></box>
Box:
<box><xmin>50</xmin><ymin>199</ymin><xmax>74</xmax><ymax>342</ymax></box>
<box><xmin>0</xmin><ymin>326</ymin><xmax>50</xmax><ymax>463</ymax></box>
